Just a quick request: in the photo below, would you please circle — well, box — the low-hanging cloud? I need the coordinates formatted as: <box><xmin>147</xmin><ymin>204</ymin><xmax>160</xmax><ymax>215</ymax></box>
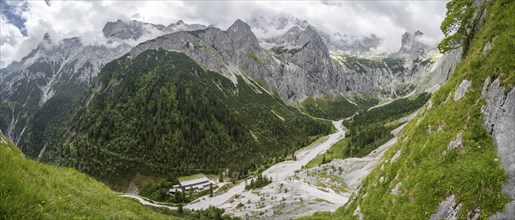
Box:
<box><xmin>0</xmin><ymin>0</ymin><xmax>448</xmax><ymax>68</ymax></box>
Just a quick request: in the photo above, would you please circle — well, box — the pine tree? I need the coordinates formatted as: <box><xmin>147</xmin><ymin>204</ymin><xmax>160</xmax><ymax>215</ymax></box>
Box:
<box><xmin>218</xmin><ymin>171</ymin><xmax>224</xmax><ymax>183</ymax></box>
<box><xmin>209</xmin><ymin>183</ymin><xmax>213</xmax><ymax>197</ymax></box>
<box><xmin>178</xmin><ymin>203</ymin><xmax>184</xmax><ymax>214</ymax></box>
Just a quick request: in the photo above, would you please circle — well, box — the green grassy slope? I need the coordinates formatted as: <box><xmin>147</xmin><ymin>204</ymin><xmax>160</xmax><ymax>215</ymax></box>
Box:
<box><xmin>302</xmin><ymin>0</ymin><xmax>514</xmax><ymax>219</ymax></box>
<box><xmin>0</xmin><ymin>134</ymin><xmax>176</xmax><ymax>219</ymax></box>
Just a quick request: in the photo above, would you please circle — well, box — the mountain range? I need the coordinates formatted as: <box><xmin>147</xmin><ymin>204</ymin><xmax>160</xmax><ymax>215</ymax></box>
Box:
<box><xmin>0</xmin><ymin>14</ymin><xmax>454</xmax><ymax>189</ymax></box>
<box><xmin>1</xmin><ymin>1</ymin><xmax>513</xmax><ymax>218</ymax></box>
<box><xmin>0</xmin><ymin>14</ymin><xmax>450</xmax><ymax>148</ymax></box>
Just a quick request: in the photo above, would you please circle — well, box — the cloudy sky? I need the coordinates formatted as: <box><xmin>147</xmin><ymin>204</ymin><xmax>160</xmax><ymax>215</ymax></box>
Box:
<box><xmin>0</xmin><ymin>0</ymin><xmax>448</xmax><ymax>68</ymax></box>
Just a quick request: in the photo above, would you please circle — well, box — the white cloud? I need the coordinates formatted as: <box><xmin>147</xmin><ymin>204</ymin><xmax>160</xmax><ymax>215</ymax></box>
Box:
<box><xmin>1</xmin><ymin>14</ymin><xmax>26</xmax><ymax>67</ymax></box>
<box><xmin>0</xmin><ymin>0</ymin><xmax>449</xmax><ymax>68</ymax></box>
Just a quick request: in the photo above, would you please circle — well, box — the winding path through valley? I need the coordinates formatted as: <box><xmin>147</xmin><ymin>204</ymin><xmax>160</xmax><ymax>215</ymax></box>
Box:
<box><xmin>121</xmin><ymin>194</ymin><xmax>177</xmax><ymax>210</ymax></box>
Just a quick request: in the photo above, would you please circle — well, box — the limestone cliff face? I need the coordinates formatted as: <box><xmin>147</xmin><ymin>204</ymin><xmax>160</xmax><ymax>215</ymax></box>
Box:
<box><xmin>413</xmin><ymin>48</ymin><xmax>462</xmax><ymax>93</ymax></box>
<box><xmin>128</xmin><ymin>21</ymin><xmax>338</xmax><ymax>101</ymax></box>
<box><xmin>130</xmin><ymin>21</ymin><xmax>443</xmax><ymax>102</ymax></box>
<box><xmin>482</xmin><ymin>78</ymin><xmax>515</xmax><ymax>220</ymax></box>
<box><xmin>290</xmin><ymin>26</ymin><xmax>337</xmax><ymax>85</ymax></box>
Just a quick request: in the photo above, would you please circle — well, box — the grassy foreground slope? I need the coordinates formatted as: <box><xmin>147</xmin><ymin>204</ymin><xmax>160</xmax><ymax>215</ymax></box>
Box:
<box><xmin>0</xmin><ymin>134</ymin><xmax>176</xmax><ymax>219</ymax></box>
<box><xmin>303</xmin><ymin>0</ymin><xmax>514</xmax><ymax>219</ymax></box>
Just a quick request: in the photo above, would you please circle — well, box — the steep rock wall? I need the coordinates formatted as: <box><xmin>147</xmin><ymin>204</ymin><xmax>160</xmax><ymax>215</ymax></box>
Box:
<box><xmin>482</xmin><ymin>78</ymin><xmax>515</xmax><ymax>219</ymax></box>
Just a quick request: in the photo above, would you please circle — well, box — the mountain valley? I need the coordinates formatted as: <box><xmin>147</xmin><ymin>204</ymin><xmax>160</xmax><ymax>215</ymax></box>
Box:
<box><xmin>0</xmin><ymin>0</ymin><xmax>514</xmax><ymax>219</ymax></box>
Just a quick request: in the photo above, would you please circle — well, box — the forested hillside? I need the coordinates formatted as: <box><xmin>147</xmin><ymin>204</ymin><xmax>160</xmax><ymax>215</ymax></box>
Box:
<box><xmin>43</xmin><ymin>49</ymin><xmax>331</xmax><ymax>188</ymax></box>
<box><xmin>342</xmin><ymin>92</ymin><xmax>430</xmax><ymax>157</ymax></box>
<box><xmin>306</xmin><ymin>92</ymin><xmax>430</xmax><ymax>167</ymax></box>
<box><xmin>300</xmin><ymin>94</ymin><xmax>370</xmax><ymax>120</ymax></box>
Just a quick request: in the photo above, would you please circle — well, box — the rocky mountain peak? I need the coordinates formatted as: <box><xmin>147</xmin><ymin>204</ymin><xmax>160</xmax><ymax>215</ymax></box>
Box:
<box><xmin>287</xmin><ymin>26</ymin><xmax>302</xmax><ymax>34</ymax></box>
<box><xmin>399</xmin><ymin>30</ymin><xmax>425</xmax><ymax>53</ymax></box>
<box><xmin>304</xmin><ymin>25</ymin><xmax>317</xmax><ymax>34</ymax></box>
<box><xmin>227</xmin><ymin>19</ymin><xmax>252</xmax><ymax>33</ymax></box>
<box><xmin>283</xmin><ymin>26</ymin><xmax>303</xmax><ymax>42</ymax></box>
<box><xmin>299</xmin><ymin>20</ymin><xmax>310</xmax><ymax>28</ymax></box>
<box><xmin>260</xmin><ymin>25</ymin><xmax>303</xmax><ymax>46</ymax></box>
<box><xmin>102</xmin><ymin>19</ymin><xmax>206</xmax><ymax>41</ymax></box>
<box><xmin>247</xmin><ymin>12</ymin><xmax>310</xmax><ymax>36</ymax></box>
<box><xmin>400</xmin><ymin>32</ymin><xmax>413</xmax><ymax>50</ymax></box>
<box><xmin>227</xmin><ymin>19</ymin><xmax>260</xmax><ymax>51</ymax></box>
<box><xmin>167</xmin><ymin>20</ymin><xmax>207</xmax><ymax>32</ymax></box>
<box><xmin>102</xmin><ymin>19</ymin><xmax>146</xmax><ymax>40</ymax></box>
<box><xmin>248</xmin><ymin>12</ymin><xmax>382</xmax><ymax>55</ymax></box>
<box><xmin>37</xmin><ymin>32</ymin><xmax>54</xmax><ymax>51</ymax></box>
<box><xmin>42</xmin><ymin>33</ymin><xmax>52</xmax><ymax>43</ymax></box>
<box><xmin>289</xmin><ymin>24</ymin><xmax>334</xmax><ymax>82</ymax></box>
<box><xmin>297</xmin><ymin>26</ymin><xmax>325</xmax><ymax>48</ymax></box>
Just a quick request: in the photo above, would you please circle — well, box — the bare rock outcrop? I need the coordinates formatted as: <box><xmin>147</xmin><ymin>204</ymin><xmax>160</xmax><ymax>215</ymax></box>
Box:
<box><xmin>430</xmin><ymin>195</ymin><xmax>462</xmax><ymax>220</ymax></box>
<box><xmin>454</xmin><ymin>79</ymin><xmax>472</xmax><ymax>101</ymax></box>
<box><xmin>481</xmin><ymin>78</ymin><xmax>515</xmax><ymax>219</ymax></box>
